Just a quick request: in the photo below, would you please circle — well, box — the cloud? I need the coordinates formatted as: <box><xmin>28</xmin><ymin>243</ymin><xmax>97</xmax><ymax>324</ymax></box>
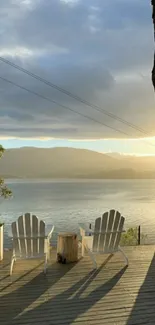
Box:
<box><xmin>0</xmin><ymin>0</ymin><xmax>154</xmax><ymax>139</ymax></box>
<box><xmin>0</xmin><ymin>136</ymin><xmax>55</xmax><ymax>141</ymax></box>
<box><xmin>0</xmin><ymin>46</ymin><xmax>69</xmax><ymax>58</ymax></box>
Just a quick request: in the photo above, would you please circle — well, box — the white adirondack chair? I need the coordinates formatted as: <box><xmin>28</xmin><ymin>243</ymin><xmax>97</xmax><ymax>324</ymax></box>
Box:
<box><xmin>10</xmin><ymin>213</ymin><xmax>54</xmax><ymax>275</ymax></box>
<box><xmin>79</xmin><ymin>210</ymin><xmax>128</xmax><ymax>269</ymax></box>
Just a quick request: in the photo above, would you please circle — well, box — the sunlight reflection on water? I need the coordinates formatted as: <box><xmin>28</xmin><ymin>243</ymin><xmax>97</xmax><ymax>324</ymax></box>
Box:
<box><xmin>1</xmin><ymin>179</ymin><xmax>155</xmax><ymax>247</ymax></box>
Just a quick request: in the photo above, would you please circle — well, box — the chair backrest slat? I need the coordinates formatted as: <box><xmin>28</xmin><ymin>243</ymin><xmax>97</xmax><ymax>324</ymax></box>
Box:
<box><xmin>39</xmin><ymin>220</ymin><xmax>45</xmax><ymax>254</ymax></box>
<box><xmin>92</xmin><ymin>217</ymin><xmax>101</xmax><ymax>252</ymax></box>
<box><xmin>12</xmin><ymin>222</ymin><xmax>20</xmax><ymax>255</ymax></box>
<box><xmin>104</xmin><ymin>210</ymin><xmax>115</xmax><ymax>253</ymax></box>
<box><xmin>11</xmin><ymin>213</ymin><xmax>46</xmax><ymax>258</ymax></box>
<box><xmin>109</xmin><ymin>211</ymin><xmax>121</xmax><ymax>251</ymax></box>
<box><xmin>32</xmin><ymin>215</ymin><xmax>39</xmax><ymax>255</ymax></box>
<box><xmin>18</xmin><ymin>215</ymin><xmax>26</xmax><ymax>256</ymax></box>
<box><xmin>92</xmin><ymin>210</ymin><xmax>124</xmax><ymax>253</ymax></box>
<box><xmin>98</xmin><ymin>212</ymin><xmax>108</xmax><ymax>251</ymax></box>
<box><xmin>25</xmin><ymin>213</ymin><xmax>31</xmax><ymax>257</ymax></box>
<box><xmin>114</xmin><ymin>215</ymin><xmax>124</xmax><ymax>250</ymax></box>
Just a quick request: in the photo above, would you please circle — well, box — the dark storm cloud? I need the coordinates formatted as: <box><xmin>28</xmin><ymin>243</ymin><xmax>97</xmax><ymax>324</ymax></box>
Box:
<box><xmin>0</xmin><ymin>0</ymin><xmax>154</xmax><ymax>139</ymax></box>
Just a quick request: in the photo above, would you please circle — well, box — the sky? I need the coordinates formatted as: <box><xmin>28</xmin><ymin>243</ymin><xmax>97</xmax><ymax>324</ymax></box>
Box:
<box><xmin>0</xmin><ymin>0</ymin><xmax>155</xmax><ymax>155</ymax></box>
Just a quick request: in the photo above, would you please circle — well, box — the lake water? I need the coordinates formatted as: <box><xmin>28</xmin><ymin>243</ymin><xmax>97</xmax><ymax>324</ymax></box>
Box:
<box><xmin>1</xmin><ymin>179</ymin><xmax>155</xmax><ymax>247</ymax></box>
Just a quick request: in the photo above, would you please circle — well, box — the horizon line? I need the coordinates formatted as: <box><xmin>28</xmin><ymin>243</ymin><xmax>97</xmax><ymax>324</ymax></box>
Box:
<box><xmin>2</xmin><ymin>146</ymin><xmax>155</xmax><ymax>157</ymax></box>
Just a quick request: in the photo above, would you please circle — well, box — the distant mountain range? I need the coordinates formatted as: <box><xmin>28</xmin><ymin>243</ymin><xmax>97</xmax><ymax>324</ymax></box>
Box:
<box><xmin>1</xmin><ymin>147</ymin><xmax>155</xmax><ymax>179</ymax></box>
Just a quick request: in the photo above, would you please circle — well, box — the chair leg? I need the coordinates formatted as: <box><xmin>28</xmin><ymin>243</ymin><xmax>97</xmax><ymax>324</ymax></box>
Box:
<box><xmin>119</xmin><ymin>246</ymin><xmax>129</xmax><ymax>266</ymax></box>
<box><xmin>47</xmin><ymin>236</ymin><xmax>52</xmax><ymax>262</ymax></box>
<box><xmin>82</xmin><ymin>240</ymin><xmax>97</xmax><ymax>269</ymax></box>
<box><xmin>88</xmin><ymin>250</ymin><xmax>97</xmax><ymax>269</ymax></box>
<box><xmin>44</xmin><ymin>254</ymin><xmax>48</xmax><ymax>274</ymax></box>
<box><xmin>47</xmin><ymin>241</ymin><xmax>51</xmax><ymax>262</ymax></box>
<box><xmin>10</xmin><ymin>256</ymin><xmax>15</xmax><ymax>276</ymax></box>
<box><xmin>82</xmin><ymin>238</ymin><xmax>85</xmax><ymax>257</ymax></box>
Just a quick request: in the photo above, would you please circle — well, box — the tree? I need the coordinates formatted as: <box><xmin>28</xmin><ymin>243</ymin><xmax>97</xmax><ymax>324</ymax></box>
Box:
<box><xmin>152</xmin><ymin>0</ymin><xmax>155</xmax><ymax>90</ymax></box>
<box><xmin>0</xmin><ymin>145</ymin><xmax>12</xmax><ymax>198</ymax></box>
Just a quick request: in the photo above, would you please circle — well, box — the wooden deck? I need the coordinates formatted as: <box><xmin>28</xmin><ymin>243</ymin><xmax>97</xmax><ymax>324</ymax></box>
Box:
<box><xmin>0</xmin><ymin>246</ymin><xmax>155</xmax><ymax>325</ymax></box>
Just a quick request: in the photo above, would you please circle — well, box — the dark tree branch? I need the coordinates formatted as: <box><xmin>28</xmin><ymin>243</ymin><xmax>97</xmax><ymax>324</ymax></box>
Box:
<box><xmin>152</xmin><ymin>0</ymin><xmax>155</xmax><ymax>90</ymax></box>
<box><xmin>0</xmin><ymin>145</ymin><xmax>12</xmax><ymax>199</ymax></box>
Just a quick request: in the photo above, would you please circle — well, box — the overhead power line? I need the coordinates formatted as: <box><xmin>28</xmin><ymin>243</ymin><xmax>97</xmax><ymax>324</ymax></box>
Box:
<box><xmin>0</xmin><ymin>56</ymin><xmax>151</xmax><ymax>137</ymax></box>
<box><xmin>0</xmin><ymin>75</ymin><xmax>129</xmax><ymax>137</ymax></box>
<box><xmin>0</xmin><ymin>75</ymin><xmax>155</xmax><ymax>150</ymax></box>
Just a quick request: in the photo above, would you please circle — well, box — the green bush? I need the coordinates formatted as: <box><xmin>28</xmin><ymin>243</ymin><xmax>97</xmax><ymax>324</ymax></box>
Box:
<box><xmin>120</xmin><ymin>227</ymin><xmax>147</xmax><ymax>246</ymax></box>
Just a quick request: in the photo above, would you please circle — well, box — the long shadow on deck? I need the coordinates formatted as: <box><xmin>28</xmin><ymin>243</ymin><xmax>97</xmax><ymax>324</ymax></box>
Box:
<box><xmin>0</xmin><ymin>261</ymin><xmax>77</xmax><ymax>324</ymax></box>
<box><xmin>2</xmin><ymin>253</ymin><xmax>155</xmax><ymax>325</ymax></box>
<box><xmin>4</xmin><ymin>257</ymin><xmax>127</xmax><ymax>325</ymax></box>
<box><xmin>127</xmin><ymin>253</ymin><xmax>155</xmax><ymax>325</ymax></box>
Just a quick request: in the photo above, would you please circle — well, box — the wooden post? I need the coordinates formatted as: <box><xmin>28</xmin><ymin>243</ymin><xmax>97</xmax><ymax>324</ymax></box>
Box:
<box><xmin>57</xmin><ymin>232</ymin><xmax>78</xmax><ymax>263</ymax></box>
<box><xmin>89</xmin><ymin>223</ymin><xmax>91</xmax><ymax>236</ymax></box>
<box><xmin>0</xmin><ymin>224</ymin><xmax>4</xmax><ymax>261</ymax></box>
<box><xmin>137</xmin><ymin>226</ymin><xmax>141</xmax><ymax>245</ymax></box>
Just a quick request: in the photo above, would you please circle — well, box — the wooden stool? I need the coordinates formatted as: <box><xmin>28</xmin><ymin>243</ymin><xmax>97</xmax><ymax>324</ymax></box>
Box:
<box><xmin>57</xmin><ymin>232</ymin><xmax>78</xmax><ymax>264</ymax></box>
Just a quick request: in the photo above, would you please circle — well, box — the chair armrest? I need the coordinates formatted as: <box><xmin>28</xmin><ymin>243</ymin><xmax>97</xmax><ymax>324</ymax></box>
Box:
<box><xmin>79</xmin><ymin>224</ymin><xmax>125</xmax><ymax>237</ymax></box>
<box><xmin>47</xmin><ymin>225</ymin><xmax>54</xmax><ymax>240</ymax></box>
<box><xmin>92</xmin><ymin>230</ymin><xmax>126</xmax><ymax>235</ymax></box>
<box><xmin>79</xmin><ymin>223</ymin><xmax>93</xmax><ymax>236</ymax></box>
<box><xmin>11</xmin><ymin>236</ymin><xmax>48</xmax><ymax>239</ymax></box>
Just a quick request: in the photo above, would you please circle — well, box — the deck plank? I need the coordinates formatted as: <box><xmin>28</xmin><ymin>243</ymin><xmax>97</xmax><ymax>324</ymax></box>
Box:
<box><xmin>0</xmin><ymin>246</ymin><xmax>155</xmax><ymax>325</ymax></box>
